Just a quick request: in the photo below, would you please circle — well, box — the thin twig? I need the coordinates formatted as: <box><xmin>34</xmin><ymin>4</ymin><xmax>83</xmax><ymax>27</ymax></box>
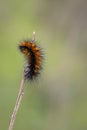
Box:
<box><xmin>32</xmin><ymin>31</ymin><xmax>35</xmax><ymax>42</ymax></box>
<box><xmin>8</xmin><ymin>32</ymin><xmax>36</xmax><ymax>130</ymax></box>
<box><xmin>9</xmin><ymin>77</ymin><xmax>26</xmax><ymax>130</ymax></box>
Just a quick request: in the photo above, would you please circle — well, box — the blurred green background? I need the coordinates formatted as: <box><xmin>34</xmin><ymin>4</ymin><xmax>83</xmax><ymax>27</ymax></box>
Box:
<box><xmin>0</xmin><ymin>0</ymin><xmax>87</xmax><ymax>130</ymax></box>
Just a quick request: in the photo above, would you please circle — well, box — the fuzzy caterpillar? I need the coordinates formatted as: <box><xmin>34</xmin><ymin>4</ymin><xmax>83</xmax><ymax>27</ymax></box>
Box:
<box><xmin>19</xmin><ymin>40</ymin><xmax>43</xmax><ymax>80</ymax></box>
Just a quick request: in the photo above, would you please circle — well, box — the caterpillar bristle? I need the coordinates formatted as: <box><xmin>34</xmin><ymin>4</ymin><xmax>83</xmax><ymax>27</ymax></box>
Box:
<box><xmin>19</xmin><ymin>39</ymin><xmax>43</xmax><ymax>80</ymax></box>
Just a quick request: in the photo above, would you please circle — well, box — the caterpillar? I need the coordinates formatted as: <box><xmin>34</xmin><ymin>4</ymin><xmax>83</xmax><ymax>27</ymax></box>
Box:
<box><xmin>19</xmin><ymin>39</ymin><xmax>43</xmax><ymax>80</ymax></box>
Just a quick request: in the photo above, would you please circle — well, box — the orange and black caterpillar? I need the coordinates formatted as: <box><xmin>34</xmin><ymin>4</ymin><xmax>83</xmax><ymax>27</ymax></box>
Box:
<box><xmin>19</xmin><ymin>40</ymin><xmax>43</xmax><ymax>80</ymax></box>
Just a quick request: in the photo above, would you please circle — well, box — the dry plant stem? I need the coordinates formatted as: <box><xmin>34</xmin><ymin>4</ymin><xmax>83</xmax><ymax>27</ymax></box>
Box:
<box><xmin>9</xmin><ymin>32</ymin><xmax>36</xmax><ymax>130</ymax></box>
<box><xmin>9</xmin><ymin>77</ymin><xmax>26</xmax><ymax>130</ymax></box>
<box><xmin>32</xmin><ymin>31</ymin><xmax>35</xmax><ymax>42</ymax></box>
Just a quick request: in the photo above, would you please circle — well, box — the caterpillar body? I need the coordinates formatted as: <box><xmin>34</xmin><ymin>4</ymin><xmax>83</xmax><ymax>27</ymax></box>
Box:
<box><xmin>19</xmin><ymin>40</ymin><xmax>43</xmax><ymax>80</ymax></box>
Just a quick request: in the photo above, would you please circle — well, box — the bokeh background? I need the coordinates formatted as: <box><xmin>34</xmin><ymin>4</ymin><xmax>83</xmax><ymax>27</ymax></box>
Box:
<box><xmin>0</xmin><ymin>0</ymin><xmax>87</xmax><ymax>130</ymax></box>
